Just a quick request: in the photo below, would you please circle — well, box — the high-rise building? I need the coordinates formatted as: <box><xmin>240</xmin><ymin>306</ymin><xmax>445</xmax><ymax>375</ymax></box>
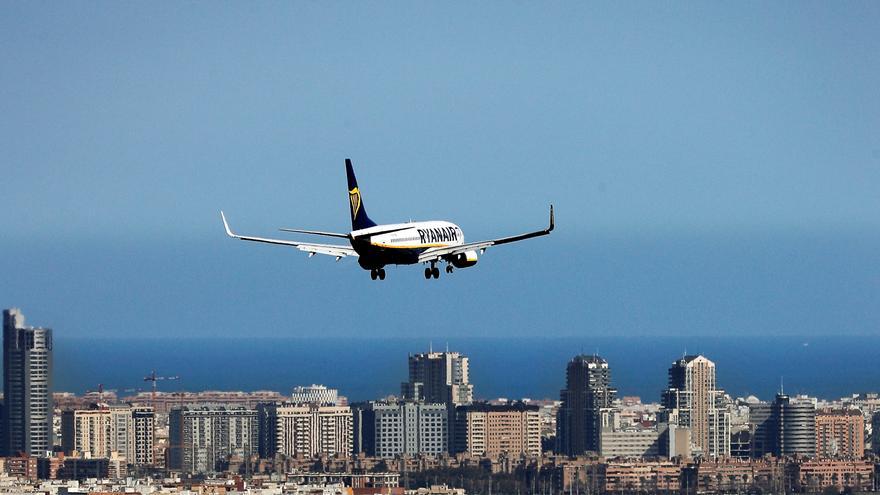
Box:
<box><xmin>401</xmin><ymin>351</ymin><xmax>473</xmax><ymax>406</ymax></box>
<box><xmin>355</xmin><ymin>401</ymin><xmax>448</xmax><ymax>458</ymax></box>
<box><xmin>749</xmin><ymin>394</ymin><xmax>816</xmax><ymax>458</ymax></box>
<box><xmin>556</xmin><ymin>354</ymin><xmax>616</xmax><ymax>455</ymax></box>
<box><xmin>707</xmin><ymin>393</ymin><xmax>732</xmax><ymax>458</ymax></box>
<box><xmin>454</xmin><ymin>402</ymin><xmax>541</xmax><ymax>458</ymax></box>
<box><xmin>61</xmin><ymin>406</ymin><xmax>133</xmax><ymax>462</ymax></box>
<box><xmin>132</xmin><ymin>406</ymin><xmax>155</xmax><ymax>466</ymax></box>
<box><xmin>662</xmin><ymin>355</ymin><xmax>730</xmax><ymax>458</ymax></box>
<box><xmin>108</xmin><ymin>405</ymin><xmax>135</xmax><ymax>464</ymax></box>
<box><xmin>257</xmin><ymin>403</ymin><xmax>352</xmax><ymax>458</ymax></box>
<box><xmin>748</xmin><ymin>402</ymin><xmax>773</xmax><ymax>457</ymax></box>
<box><xmin>167</xmin><ymin>405</ymin><xmax>258</xmax><ymax>474</ymax></box>
<box><xmin>401</xmin><ymin>350</ymin><xmax>474</xmax><ymax>453</ymax></box>
<box><xmin>61</xmin><ymin>407</ymin><xmax>134</xmax><ymax>462</ymax></box>
<box><xmin>351</xmin><ymin>402</ymin><xmax>373</xmax><ymax>455</ymax></box>
<box><xmin>61</xmin><ymin>409</ymin><xmax>111</xmax><ymax>458</ymax></box>
<box><xmin>815</xmin><ymin>409</ymin><xmax>864</xmax><ymax>459</ymax></box>
<box><xmin>61</xmin><ymin>404</ymin><xmax>153</xmax><ymax>465</ymax></box>
<box><xmin>776</xmin><ymin>394</ymin><xmax>816</xmax><ymax>457</ymax></box>
<box><xmin>2</xmin><ymin>308</ymin><xmax>53</xmax><ymax>456</ymax></box>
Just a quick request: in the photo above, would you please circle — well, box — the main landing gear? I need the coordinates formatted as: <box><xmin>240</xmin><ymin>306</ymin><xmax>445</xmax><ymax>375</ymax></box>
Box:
<box><xmin>370</xmin><ymin>268</ymin><xmax>386</xmax><ymax>280</ymax></box>
<box><xmin>424</xmin><ymin>261</ymin><xmax>448</xmax><ymax>280</ymax></box>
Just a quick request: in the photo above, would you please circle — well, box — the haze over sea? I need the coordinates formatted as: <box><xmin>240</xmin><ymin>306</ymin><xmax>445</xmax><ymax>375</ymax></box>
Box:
<box><xmin>56</xmin><ymin>335</ymin><xmax>879</xmax><ymax>403</ymax></box>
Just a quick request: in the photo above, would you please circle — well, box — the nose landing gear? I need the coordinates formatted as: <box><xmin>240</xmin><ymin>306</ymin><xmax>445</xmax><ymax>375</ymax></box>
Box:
<box><xmin>370</xmin><ymin>268</ymin><xmax>386</xmax><ymax>280</ymax></box>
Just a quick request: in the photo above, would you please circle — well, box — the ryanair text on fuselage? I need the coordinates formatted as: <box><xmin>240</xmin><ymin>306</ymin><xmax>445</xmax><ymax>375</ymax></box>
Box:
<box><xmin>418</xmin><ymin>226</ymin><xmax>461</xmax><ymax>245</ymax></box>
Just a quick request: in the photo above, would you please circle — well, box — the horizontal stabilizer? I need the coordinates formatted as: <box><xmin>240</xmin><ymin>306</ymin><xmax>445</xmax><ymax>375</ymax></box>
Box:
<box><xmin>279</xmin><ymin>228</ymin><xmax>349</xmax><ymax>239</ymax></box>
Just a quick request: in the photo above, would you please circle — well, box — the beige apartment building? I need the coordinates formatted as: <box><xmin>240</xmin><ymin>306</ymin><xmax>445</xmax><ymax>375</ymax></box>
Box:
<box><xmin>815</xmin><ymin>409</ymin><xmax>864</xmax><ymax>459</ymax></box>
<box><xmin>662</xmin><ymin>355</ymin><xmax>730</xmax><ymax>458</ymax></box>
<box><xmin>61</xmin><ymin>405</ymin><xmax>141</xmax><ymax>463</ymax></box>
<box><xmin>454</xmin><ymin>403</ymin><xmax>540</xmax><ymax>457</ymax></box>
<box><xmin>259</xmin><ymin>403</ymin><xmax>353</xmax><ymax>458</ymax></box>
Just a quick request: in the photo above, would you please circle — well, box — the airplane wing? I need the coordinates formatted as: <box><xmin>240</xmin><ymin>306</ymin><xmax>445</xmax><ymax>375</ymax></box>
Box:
<box><xmin>418</xmin><ymin>205</ymin><xmax>554</xmax><ymax>263</ymax></box>
<box><xmin>221</xmin><ymin>212</ymin><xmax>357</xmax><ymax>260</ymax></box>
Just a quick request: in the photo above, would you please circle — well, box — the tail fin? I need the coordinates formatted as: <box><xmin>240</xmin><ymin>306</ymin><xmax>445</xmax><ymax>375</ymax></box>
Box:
<box><xmin>346</xmin><ymin>159</ymin><xmax>377</xmax><ymax>230</ymax></box>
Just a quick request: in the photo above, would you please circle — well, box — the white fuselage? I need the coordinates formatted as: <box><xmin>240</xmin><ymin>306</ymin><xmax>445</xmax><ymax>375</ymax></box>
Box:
<box><xmin>350</xmin><ymin>221</ymin><xmax>464</xmax><ymax>267</ymax></box>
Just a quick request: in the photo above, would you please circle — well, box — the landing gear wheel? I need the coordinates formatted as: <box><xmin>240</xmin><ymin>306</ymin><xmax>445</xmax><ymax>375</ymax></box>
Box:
<box><xmin>432</xmin><ymin>267</ymin><xmax>440</xmax><ymax>279</ymax></box>
<box><xmin>378</xmin><ymin>268</ymin><xmax>386</xmax><ymax>280</ymax></box>
<box><xmin>370</xmin><ymin>269</ymin><xmax>377</xmax><ymax>280</ymax></box>
<box><xmin>424</xmin><ymin>267</ymin><xmax>432</xmax><ymax>279</ymax></box>
<box><xmin>445</xmin><ymin>265</ymin><xmax>453</xmax><ymax>274</ymax></box>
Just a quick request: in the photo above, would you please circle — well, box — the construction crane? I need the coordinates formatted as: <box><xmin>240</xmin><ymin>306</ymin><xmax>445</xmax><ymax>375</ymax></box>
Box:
<box><xmin>143</xmin><ymin>370</ymin><xmax>180</xmax><ymax>405</ymax></box>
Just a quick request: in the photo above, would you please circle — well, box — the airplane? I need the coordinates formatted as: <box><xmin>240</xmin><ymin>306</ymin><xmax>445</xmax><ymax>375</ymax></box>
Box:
<box><xmin>220</xmin><ymin>159</ymin><xmax>553</xmax><ymax>280</ymax></box>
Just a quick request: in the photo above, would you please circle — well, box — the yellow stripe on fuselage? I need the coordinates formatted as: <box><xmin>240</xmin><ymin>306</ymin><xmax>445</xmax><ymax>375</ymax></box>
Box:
<box><xmin>371</xmin><ymin>242</ymin><xmax>453</xmax><ymax>249</ymax></box>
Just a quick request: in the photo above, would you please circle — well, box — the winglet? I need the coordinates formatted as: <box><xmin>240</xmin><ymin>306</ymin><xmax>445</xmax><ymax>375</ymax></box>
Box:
<box><xmin>220</xmin><ymin>211</ymin><xmax>237</xmax><ymax>238</ymax></box>
<box><xmin>548</xmin><ymin>204</ymin><xmax>555</xmax><ymax>232</ymax></box>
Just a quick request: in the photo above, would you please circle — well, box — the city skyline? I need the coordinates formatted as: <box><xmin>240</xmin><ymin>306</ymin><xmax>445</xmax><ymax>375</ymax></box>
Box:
<box><xmin>2</xmin><ymin>307</ymin><xmax>880</xmax><ymax>494</ymax></box>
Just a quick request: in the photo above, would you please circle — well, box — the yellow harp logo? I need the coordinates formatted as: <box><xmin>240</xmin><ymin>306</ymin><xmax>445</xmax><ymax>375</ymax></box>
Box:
<box><xmin>349</xmin><ymin>187</ymin><xmax>361</xmax><ymax>218</ymax></box>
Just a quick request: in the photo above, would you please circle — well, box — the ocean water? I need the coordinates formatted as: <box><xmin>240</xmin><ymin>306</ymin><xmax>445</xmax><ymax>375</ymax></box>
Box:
<box><xmin>53</xmin><ymin>336</ymin><xmax>879</xmax><ymax>402</ymax></box>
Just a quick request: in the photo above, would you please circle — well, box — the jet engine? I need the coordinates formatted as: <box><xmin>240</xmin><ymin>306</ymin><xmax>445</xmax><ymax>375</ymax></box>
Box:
<box><xmin>450</xmin><ymin>250</ymin><xmax>479</xmax><ymax>268</ymax></box>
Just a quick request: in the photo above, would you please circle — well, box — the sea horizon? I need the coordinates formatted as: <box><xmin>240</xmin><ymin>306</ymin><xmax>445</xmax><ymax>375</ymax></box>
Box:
<box><xmin>53</xmin><ymin>335</ymin><xmax>879</xmax><ymax>403</ymax></box>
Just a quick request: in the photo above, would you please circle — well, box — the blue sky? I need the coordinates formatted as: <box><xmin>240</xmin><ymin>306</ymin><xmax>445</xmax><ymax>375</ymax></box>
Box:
<box><xmin>1</xmin><ymin>3</ymin><xmax>878</xmax><ymax>339</ymax></box>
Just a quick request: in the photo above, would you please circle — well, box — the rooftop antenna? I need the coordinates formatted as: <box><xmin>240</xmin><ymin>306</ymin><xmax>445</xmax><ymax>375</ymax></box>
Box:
<box><xmin>445</xmin><ymin>342</ymin><xmax>449</xmax><ymax>353</ymax></box>
<box><xmin>429</xmin><ymin>341</ymin><xmax>433</xmax><ymax>353</ymax></box>
<box><xmin>780</xmin><ymin>376</ymin><xmax>784</xmax><ymax>395</ymax></box>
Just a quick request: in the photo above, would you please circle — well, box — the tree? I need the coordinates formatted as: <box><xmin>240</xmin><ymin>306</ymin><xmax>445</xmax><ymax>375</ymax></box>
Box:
<box><xmin>821</xmin><ymin>485</ymin><xmax>840</xmax><ymax>495</ymax></box>
<box><xmin>371</xmin><ymin>460</ymin><xmax>389</xmax><ymax>473</ymax></box>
